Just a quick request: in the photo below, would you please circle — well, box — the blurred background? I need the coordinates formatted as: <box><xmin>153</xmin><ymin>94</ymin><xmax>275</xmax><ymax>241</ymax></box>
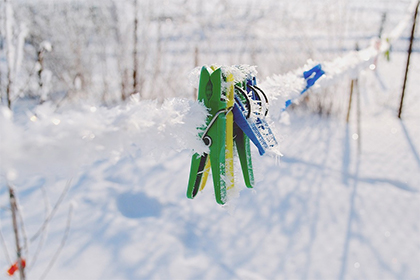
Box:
<box><xmin>1</xmin><ymin>1</ymin><xmax>419</xmax><ymax>279</ymax></box>
<box><xmin>1</xmin><ymin>0</ymin><xmax>417</xmax><ymax>107</ymax></box>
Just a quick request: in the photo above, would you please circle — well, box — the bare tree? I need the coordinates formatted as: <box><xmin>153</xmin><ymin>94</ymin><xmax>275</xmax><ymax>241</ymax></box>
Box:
<box><xmin>132</xmin><ymin>0</ymin><xmax>140</xmax><ymax>97</ymax></box>
<box><xmin>4</xmin><ymin>0</ymin><xmax>14</xmax><ymax>109</ymax></box>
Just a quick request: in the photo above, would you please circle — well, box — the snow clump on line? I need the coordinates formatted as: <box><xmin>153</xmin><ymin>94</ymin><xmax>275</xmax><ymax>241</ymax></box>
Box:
<box><xmin>0</xmin><ymin>95</ymin><xmax>208</xmax><ymax>180</ymax></box>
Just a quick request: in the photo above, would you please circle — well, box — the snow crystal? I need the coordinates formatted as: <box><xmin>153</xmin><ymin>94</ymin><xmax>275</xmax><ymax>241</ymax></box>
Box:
<box><xmin>188</xmin><ymin>64</ymin><xmax>258</xmax><ymax>91</ymax></box>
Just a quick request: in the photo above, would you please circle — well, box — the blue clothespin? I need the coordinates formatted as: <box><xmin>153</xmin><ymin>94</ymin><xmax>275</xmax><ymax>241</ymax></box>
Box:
<box><xmin>232</xmin><ymin>95</ymin><xmax>266</xmax><ymax>155</ymax></box>
<box><xmin>301</xmin><ymin>64</ymin><xmax>325</xmax><ymax>94</ymax></box>
<box><xmin>245</xmin><ymin>79</ymin><xmax>278</xmax><ymax>152</ymax></box>
<box><xmin>283</xmin><ymin>64</ymin><xmax>325</xmax><ymax>110</ymax></box>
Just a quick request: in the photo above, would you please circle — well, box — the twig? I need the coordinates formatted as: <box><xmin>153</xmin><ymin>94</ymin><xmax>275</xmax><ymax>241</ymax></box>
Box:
<box><xmin>11</xmin><ymin>63</ymin><xmax>38</xmax><ymax>103</ymax></box>
<box><xmin>39</xmin><ymin>203</ymin><xmax>74</xmax><ymax>280</ymax></box>
<box><xmin>28</xmin><ymin>184</ymin><xmax>52</xmax><ymax>271</ymax></box>
<box><xmin>17</xmin><ymin>205</ymin><xmax>29</xmax><ymax>266</ymax></box>
<box><xmin>0</xmin><ymin>218</ymin><xmax>13</xmax><ymax>266</ymax></box>
<box><xmin>30</xmin><ymin>179</ymin><xmax>72</xmax><ymax>243</ymax></box>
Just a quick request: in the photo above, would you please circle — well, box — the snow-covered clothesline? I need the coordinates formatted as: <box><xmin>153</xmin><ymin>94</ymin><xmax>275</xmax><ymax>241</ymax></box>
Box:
<box><xmin>1</xmin><ymin>0</ymin><xmax>417</xmax><ymax>181</ymax></box>
<box><xmin>0</xmin><ymin>98</ymin><xmax>208</xmax><ymax>179</ymax></box>
<box><xmin>261</xmin><ymin>0</ymin><xmax>418</xmax><ymax>119</ymax></box>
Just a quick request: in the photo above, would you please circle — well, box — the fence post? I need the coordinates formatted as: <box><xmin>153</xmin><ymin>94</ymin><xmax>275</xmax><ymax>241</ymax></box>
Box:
<box><xmin>356</xmin><ymin>79</ymin><xmax>362</xmax><ymax>154</ymax></box>
<box><xmin>346</xmin><ymin>43</ymin><xmax>359</xmax><ymax>123</ymax></box>
<box><xmin>346</xmin><ymin>80</ymin><xmax>354</xmax><ymax>123</ymax></box>
<box><xmin>398</xmin><ymin>0</ymin><xmax>419</xmax><ymax>119</ymax></box>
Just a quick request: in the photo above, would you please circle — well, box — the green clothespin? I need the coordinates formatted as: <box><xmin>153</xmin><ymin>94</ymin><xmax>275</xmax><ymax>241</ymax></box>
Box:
<box><xmin>187</xmin><ymin>66</ymin><xmax>227</xmax><ymax>205</ymax></box>
<box><xmin>233</xmin><ymin>81</ymin><xmax>254</xmax><ymax>189</ymax></box>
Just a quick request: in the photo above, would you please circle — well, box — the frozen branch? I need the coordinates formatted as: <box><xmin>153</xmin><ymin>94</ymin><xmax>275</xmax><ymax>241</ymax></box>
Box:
<box><xmin>29</xmin><ymin>180</ymin><xmax>72</xmax><ymax>243</ymax></box>
<box><xmin>39</xmin><ymin>202</ymin><xmax>74</xmax><ymax>280</ymax></box>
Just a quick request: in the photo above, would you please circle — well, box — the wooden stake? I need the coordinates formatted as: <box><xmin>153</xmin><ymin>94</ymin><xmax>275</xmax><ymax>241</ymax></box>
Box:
<box><xmin>356</xmin><ymin>79</ymin><xmax>362</xmax><ymax>154</ymax></box>
<box><xmin>346</xmin><ymin>79</ymin><xmax>354</xmax><ymax>123</ymax></box>
<box><xmin>398</xmin><ymin>1</ymin><xmax>419</xmax><ymax>119</ymax></box>
<box><xmin>346</xmin><ymin>43</ymin><xmax>359</xmax><ymax>123</ymax></box>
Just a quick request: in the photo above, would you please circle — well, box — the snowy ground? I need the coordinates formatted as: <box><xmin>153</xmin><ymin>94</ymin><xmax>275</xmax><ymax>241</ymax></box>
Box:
<box><xmin>1</xmin><ymin>49</ymin><xmax>419</xmax><ymax>280</ymax></box>
<box><xmin>1</xmin><ymin>0</ymin><xmax>420</xmax><ymax>278</ymax></box>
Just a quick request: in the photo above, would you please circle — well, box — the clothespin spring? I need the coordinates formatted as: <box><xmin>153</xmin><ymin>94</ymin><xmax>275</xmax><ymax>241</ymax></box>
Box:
<box><xmin>201</xmin><ymin>106</ymin><xmax>234</xmax><ymax>146</ymax></box>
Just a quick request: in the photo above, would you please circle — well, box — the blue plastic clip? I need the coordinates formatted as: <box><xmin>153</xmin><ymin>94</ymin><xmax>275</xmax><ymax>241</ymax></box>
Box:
<box><xmin>301</xmin><ymin>64</ymin><xmax>325</xmax><ymax>94</ymax></box>
<box><xmin>232</xmin><ymin>101</ymin><xmax>265</xmax><ymax>155</ymax></box>
<box><xmin>246</xmin><ymin>78</ymin><xmax>278</xmax><ymax>152</ymax></box>
<box><xmin>283</xmin><ymin>64</ymin><xmax>325</xmax><ymax>110</ymax></box>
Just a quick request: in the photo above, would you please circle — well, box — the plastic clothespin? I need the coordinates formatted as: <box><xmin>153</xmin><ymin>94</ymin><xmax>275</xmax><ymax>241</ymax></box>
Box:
<box><xmin>187</xmin><ymin>66</ymin><xmax>228</xmax><ymax>205</ymax></box>
<box><xmin>7</xmin><ymin>259</ymin><xmax>26</xmax><ymax>276</ymax></box>
<box><xmin>188</xmin><ymin>66</ymin><xmax>278</xmax><ymax>204</ymax></box>
<box><xmin>233</xmin><ymin>86</ymin><xmax>265</xmax><ymax>156</ymax></box>
<box><xmin>232</xmin><ymin>84</ymin><xmax>256</xmax><ymax>189</ymax></box>
<box><xmin>246</xmin><ymin>79</ymin><xmax>278</xmax><ymax>151</ymax></box>
<box><xmin>283</xmin><ymin>64</ymin><xmax>325</xmax><ymax>110</ymax></box>
<box><xmin>232</xmin><ymin>105</ymin><xmax>255</xmax><ymax>189</ymax></box>
<box><xmin>233</xmin><ymin>79</ymin><xmax>278</xmax><ymax>154</ymax></box>
<box><xmin>302</xmin><ymin>64</ymin><xmax>325</xmax><ymax>93</ymax></box>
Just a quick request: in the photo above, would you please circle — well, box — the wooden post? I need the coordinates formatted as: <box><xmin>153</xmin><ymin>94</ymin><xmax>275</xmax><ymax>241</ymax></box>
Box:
<box><xmin>356</xmin><ymin>79</ymin><xmax>362</xmax><ymax>154</ymax></box>
<box><xmin>9</xmin><ymin>186</ymin><xmax>25</xmax><ymax>280</ymax></box>
<box><xmin>346</xmin><ymin>43</ymin><xmax>359</xmax><ymax>123</ymax></box>
<box><xmin>346</xmin><ymin>80</ymin><xmax>354</xmax><ymax>123</ymax></box>
<box><xmin>398</xmin><ymin>1</ymin><xmax>419</xmax><ymax>119</ymax></box>
<box><xmin>378</xmin><ymin>13</ymin><xmax>387</xmax><ymax>39</ymax></box>
<box><xmin>347</xmin><ymin>77</ymin><xmax>362</xmax><ymax>154</ymax></box>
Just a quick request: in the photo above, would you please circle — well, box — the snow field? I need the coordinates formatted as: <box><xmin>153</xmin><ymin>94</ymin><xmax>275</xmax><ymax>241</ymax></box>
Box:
<box><xmin>1</xmin><ymin>52</ymin><xmax>419</xmax><ymax>279</ymax></box>
<box><xmin>1</xmin><ymin>0</ymin><xmax>420</xmax><ymax>279</ymax></box>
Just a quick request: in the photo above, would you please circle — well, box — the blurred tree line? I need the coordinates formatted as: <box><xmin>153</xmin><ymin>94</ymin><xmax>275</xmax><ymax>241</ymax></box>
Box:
<box><xmin>0</xmin><ymin>0</ymin><xmax>398</xmax><ymax>108</ymax></box>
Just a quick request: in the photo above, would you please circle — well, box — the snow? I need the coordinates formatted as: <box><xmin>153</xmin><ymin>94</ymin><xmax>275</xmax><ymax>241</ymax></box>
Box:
<box><xmin>39</xmin><ymin>41</ymin><xmax>52</xmax><ymax>53</ymax></box>
<box><xmin>0</xmin><ymin>97</ymin><xmax>209</xmax><ymax>180</ymax></box>
<box><xmin>1</xmin><ymin>51</ymin><xmax>419</xmax><ymax>279</ymax></box>
<box><xmin>1</xmin><ymin>0</ymin><xmax>420</xmax><ymax>279</ymax></box>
